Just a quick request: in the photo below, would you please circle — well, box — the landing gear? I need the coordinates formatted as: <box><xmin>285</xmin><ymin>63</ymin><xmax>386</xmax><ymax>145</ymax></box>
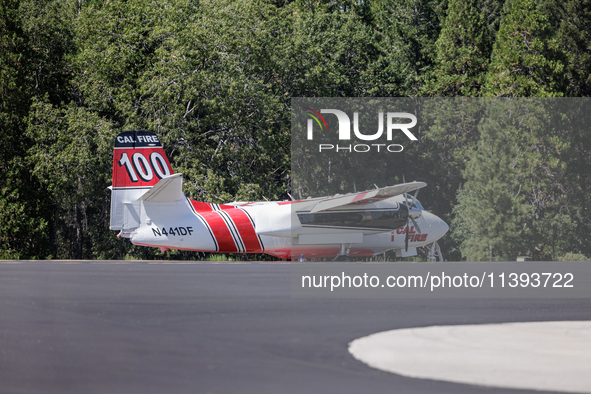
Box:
<box><xmin>426</xmin><ymin>242</ymin><xmax>444</xmax><ymax>262</ymax></box>
<box><xmin>333</xmin><ymin>243</ymin><xmax>351</xmax><ymax>261</ymax></box>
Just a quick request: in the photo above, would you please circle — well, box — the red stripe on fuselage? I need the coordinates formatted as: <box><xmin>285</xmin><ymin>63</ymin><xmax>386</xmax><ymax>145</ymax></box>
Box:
<box><xmin>189</xmin><ymin>200</ymin><xmax>237</xmax><ymax>213</ymax></box>
<box><xmin>199</xmin><ymin>211</ymin><xmax>238</xmax><ymax>252</ymax></box>
<box><xmin>224</xmin><ymin>209</ymin><xmax>263</xmax><ymax>253</ymax></box>
<box><xmin>197</xmin><ymin>208</ymin><xmax>262</xmax><ymax>253</ymax></box>
<box><xmin>190</xmin><ymin>200</ymin><xmax>213</xmax><ymax>212</ymax></box>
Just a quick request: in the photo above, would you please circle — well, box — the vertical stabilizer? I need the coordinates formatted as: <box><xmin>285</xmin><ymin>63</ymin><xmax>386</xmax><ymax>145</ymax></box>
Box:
<box><xmin>110</xmin><ymin>130</ymin><xmax>174</xmax><ymax>230</ymax></box>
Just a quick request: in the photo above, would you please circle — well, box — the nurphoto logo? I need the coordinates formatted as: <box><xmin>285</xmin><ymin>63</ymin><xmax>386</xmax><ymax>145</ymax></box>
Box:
<box><xmin>304</xmin><ymin>108</ymin><xmax>418</xmax><ymax>153</ymax></box>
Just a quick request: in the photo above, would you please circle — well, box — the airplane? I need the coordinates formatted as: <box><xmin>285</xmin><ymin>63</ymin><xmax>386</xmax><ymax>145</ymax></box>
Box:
<box><xmin>109</xmin><ymin>130</ymin><xmax>449</xmax><ymax>261</ymax></box>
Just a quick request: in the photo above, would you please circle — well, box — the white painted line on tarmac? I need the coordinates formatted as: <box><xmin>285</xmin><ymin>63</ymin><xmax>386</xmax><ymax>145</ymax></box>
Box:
<box><xmin>349</xmin><ymin>321</ymin><xmax>591</xmax><ymax>393</ymax></box>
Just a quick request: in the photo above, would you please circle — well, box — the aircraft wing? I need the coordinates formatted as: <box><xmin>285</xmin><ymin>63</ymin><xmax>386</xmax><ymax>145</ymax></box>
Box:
<box><xmin>309</xmin><ymin>181</ymin><xmax>426</xmax><ymax>213</ymax></box>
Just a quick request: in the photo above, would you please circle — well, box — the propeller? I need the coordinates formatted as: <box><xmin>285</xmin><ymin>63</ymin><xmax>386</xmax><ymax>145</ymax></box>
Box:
<box><xmin>403</xmin><ymin>188</ymin><xmax>422</xmax><ymax>252</ymax></box>
<box><xmin>404</xmin><ymin>223</ymin><xmax>410</xmax><ymax>253</ymax></box>
<box><xmin>404</xmin><ymin>189</ymin><xmax>410</xmax><ymax>251</ymax></box>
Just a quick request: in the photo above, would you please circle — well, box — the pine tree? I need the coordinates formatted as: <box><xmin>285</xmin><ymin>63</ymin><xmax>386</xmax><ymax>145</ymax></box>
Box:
<box><xmin>478</xmin><ymin>0</ymin><xmax>505</xmax><ymax>45</ymax></box>
<box><xmin>369</xmin><ymin>0</ymin><xmax>445</xmax><ymax>96</ymax></box>
<box><xmin>484</xmin><ymin>0</ymin><xmax>565</xmax><ymax>96</ymax></box>
<box><xmin>452</xmin><ymin>102</ymin><xmax>530</xmax><ymax>261</ymax></box>
<box><xmin>426</xmin><ymin>0</ymin><xmax>490</xmax><ymax>96</ymax></box>
<box><xmin>555</xmin><ymin>0</ymin><xmax>591</xmax><ymax>96</ymax></box>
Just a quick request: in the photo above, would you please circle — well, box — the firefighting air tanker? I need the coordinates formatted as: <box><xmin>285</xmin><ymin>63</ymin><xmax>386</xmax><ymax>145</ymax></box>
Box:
<box><xmin>109</xmin><ymin>130</ymin><xmax>449</xmax><ymax>261</ymax></box>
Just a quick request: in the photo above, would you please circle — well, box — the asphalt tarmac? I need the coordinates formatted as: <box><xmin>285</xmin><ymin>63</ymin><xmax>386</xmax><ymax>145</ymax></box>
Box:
<box><xmin>1</xmin><ymin>261</ymin><xmax>589</xmax><ymax>394</ymax></box>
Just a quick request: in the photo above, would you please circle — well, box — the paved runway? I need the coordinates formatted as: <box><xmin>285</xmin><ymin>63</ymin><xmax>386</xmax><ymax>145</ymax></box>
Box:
<box><xmin>1</xmin><ymin>261</ymin><xmax>589</xmax><ymax>394</ymax></box>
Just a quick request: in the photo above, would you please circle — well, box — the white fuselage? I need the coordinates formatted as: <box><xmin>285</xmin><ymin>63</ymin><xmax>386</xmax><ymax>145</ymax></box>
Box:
<box><xmin>127</xmin><ymin>194</ymin><xmax>449</xmax><ymax>260</ymax></box>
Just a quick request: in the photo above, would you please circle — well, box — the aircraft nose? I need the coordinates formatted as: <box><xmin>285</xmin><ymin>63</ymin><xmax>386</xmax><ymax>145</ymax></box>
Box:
<box><xmin>422</xmin><ymin>211</ymin><xmax>449</xmax><ymax>242</ymax></box>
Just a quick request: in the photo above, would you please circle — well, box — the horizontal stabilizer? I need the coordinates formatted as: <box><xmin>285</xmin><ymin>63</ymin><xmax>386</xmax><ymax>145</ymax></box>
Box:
<box><xmin>139</xmin><ymin>173</ymin><xmax>184</xmax><ymax>202</ymax></box>
<box><xmin>310</xmin><ymin>181</ymin><xmax>426</xmax><ymax>213</ymax></box>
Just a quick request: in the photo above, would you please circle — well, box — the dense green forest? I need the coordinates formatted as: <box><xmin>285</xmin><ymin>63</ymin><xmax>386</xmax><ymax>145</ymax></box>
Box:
<box><xmin>1</xmin><ymin>0</ymin><xmax>591</xmax><ymax>261</ymax></box>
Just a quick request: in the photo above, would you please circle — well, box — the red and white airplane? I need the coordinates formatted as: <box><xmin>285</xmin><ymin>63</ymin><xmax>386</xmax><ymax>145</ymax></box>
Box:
<box><xmin>109</xmin><ymin>130</ymin><xmax>449</xmax><ymax>260</ymax></box>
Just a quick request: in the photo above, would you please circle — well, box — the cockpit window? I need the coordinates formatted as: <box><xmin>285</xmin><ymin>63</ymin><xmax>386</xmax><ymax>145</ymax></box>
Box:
<box><xmin>402</xmin><ymin>194</ymin><xmax>424</xmax><ymax>210</ymax></box>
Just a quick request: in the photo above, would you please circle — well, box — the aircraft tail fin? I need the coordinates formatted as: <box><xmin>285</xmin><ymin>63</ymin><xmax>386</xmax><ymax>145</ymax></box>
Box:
<box><xmin>110</xmin><ymin>130</ymin><xmax>174</xmax><ymax>230</ymax></box>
